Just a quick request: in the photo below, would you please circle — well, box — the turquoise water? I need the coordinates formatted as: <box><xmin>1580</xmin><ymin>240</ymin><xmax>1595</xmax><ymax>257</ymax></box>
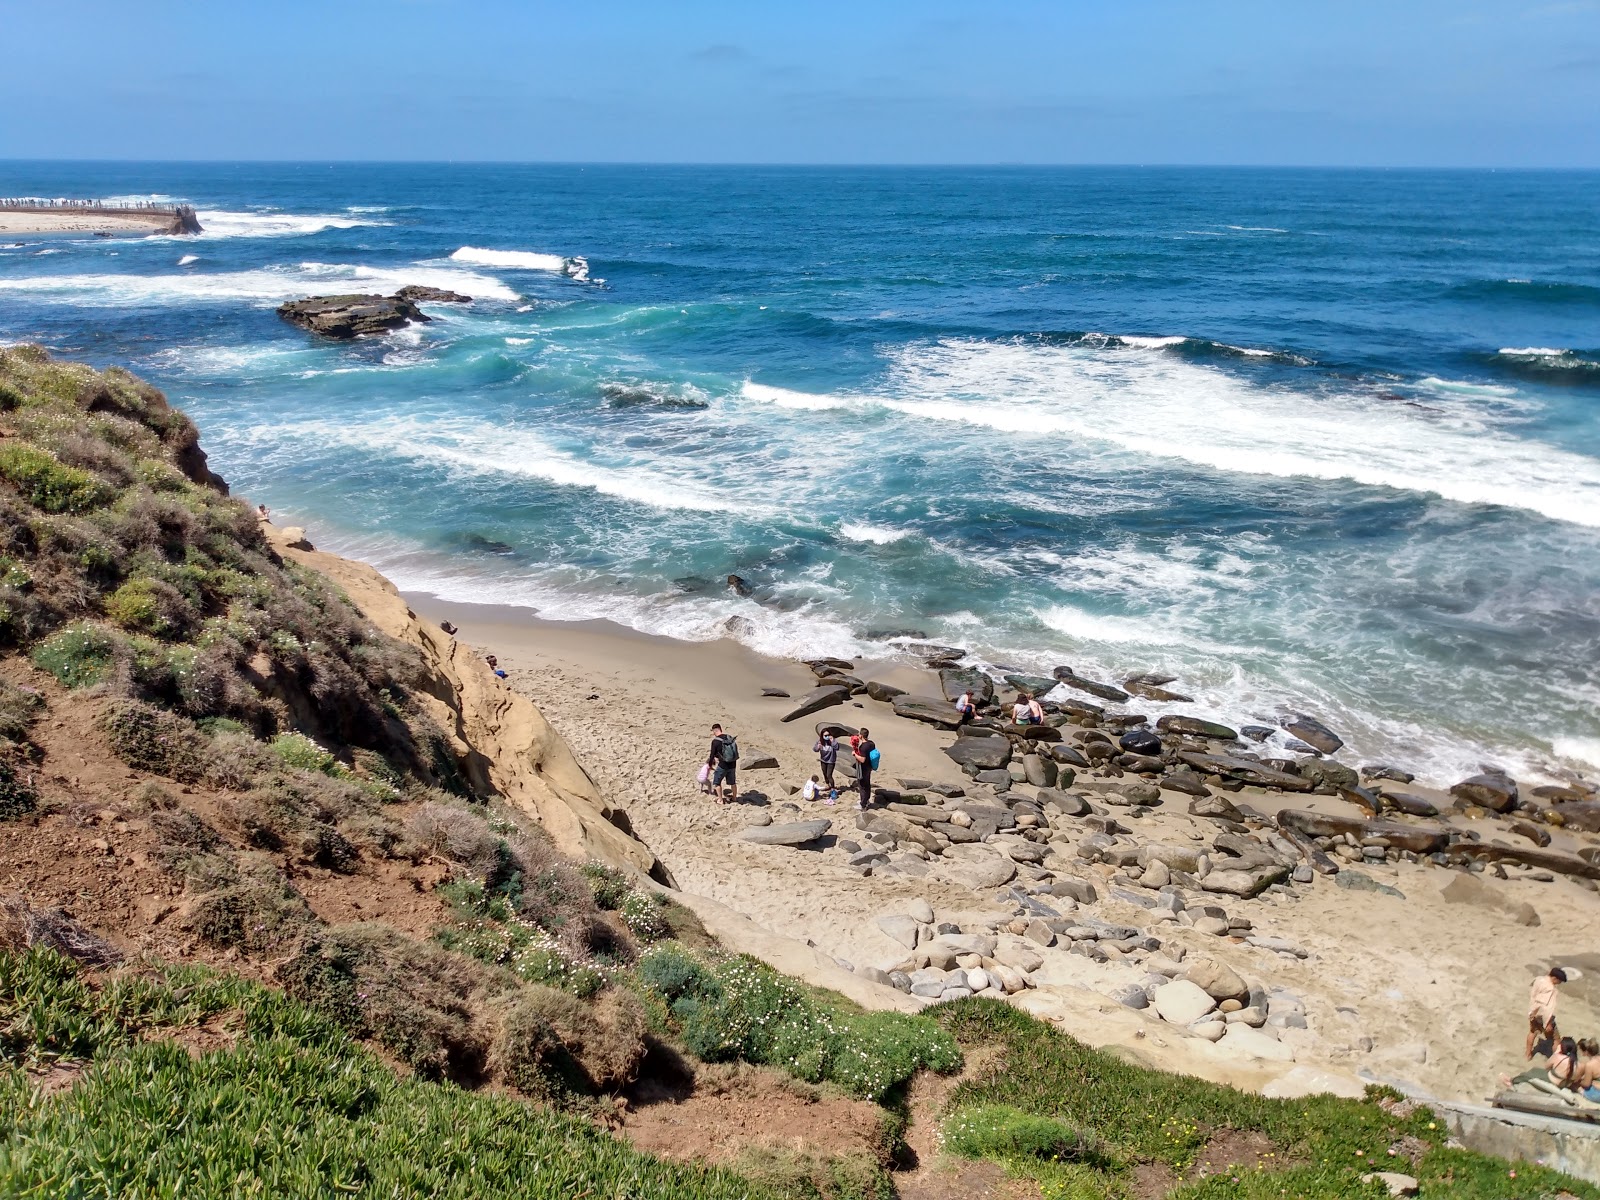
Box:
<box><xmin>1</xmin><ymin>163</ymin><xmax>1598</xmax><ymax>784</ymax></box>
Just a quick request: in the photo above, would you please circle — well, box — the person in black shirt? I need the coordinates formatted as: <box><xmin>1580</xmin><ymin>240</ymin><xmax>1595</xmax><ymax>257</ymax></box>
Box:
<box><xmin>852</xmin><ymin>727</ymin><xmax>876</xmax><ymax>810</ymax></box>
<box><xmin>706</xmin><ymin>723</ymin><xmax>739</xmax><ymax>803</ymax></box>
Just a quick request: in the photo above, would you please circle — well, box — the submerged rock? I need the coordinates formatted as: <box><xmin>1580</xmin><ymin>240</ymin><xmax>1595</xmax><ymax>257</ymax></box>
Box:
<box><xmin>1282</xmin><ymin>714</ymin><xmax>1343</xmax><ymax>755</ymax></box>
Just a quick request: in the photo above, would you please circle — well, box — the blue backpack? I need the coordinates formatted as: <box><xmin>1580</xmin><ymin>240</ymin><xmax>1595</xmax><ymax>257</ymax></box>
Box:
<box><xmin>867</xmin><ymin>747</ymin><xmax>881</xmax><ymax>770</ymax></box>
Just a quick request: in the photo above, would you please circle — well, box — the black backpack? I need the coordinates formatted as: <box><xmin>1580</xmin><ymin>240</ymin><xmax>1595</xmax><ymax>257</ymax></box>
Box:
<box><xmin>720</xmin><ymin>735</ymin><xmax>740</xmax><ymax>764</ymax></box>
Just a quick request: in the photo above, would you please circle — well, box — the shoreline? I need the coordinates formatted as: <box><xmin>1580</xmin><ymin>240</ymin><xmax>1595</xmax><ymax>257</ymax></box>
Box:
<box><xmin>393</xmin><ymin>583</ymin><xmax>1600</xmax><ymax>1109</ymax></box>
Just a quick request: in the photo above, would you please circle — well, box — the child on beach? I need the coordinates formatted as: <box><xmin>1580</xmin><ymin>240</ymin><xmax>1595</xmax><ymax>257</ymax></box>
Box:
<box><xmin>802</xmin><ymin>775</ymin><xmax>822</xmax><ymax>802</ymax></box>
<box><xmin>954</xmin><ymin>689</ymin><xmax>976</xmax><ymax>725</ymax></box>
<box><xmin>485</xmin><ymin>654</ymin><xmax>508</xmax><ymax>679</ymax></box>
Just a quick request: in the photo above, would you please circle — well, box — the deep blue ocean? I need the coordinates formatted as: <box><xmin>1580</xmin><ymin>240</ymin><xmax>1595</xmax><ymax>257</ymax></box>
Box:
<box><xmin>1</xmin><ymin>163</ymin><xmax>1597</xmax><ymax>785</ymax></box>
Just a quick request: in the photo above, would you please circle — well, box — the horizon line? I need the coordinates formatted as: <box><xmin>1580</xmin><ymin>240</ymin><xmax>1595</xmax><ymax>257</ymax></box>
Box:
<box><xmin>2</xmin><ymin>158</ymin><xmax>1598</xmax><ymax>172</ymax></box>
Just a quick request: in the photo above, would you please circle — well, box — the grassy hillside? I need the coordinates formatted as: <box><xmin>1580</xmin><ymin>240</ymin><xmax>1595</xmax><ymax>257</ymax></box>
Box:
<box><xmin>0</xmin><ymin>346</ymin><xmax>1593</xmax><ymax>1199</ymax></box>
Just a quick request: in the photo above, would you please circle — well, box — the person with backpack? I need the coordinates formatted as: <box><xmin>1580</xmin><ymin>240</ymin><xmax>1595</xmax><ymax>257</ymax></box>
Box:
<box><xmin>813</xmin><ymin>730</ymin><xmax>839</xmax><ymax>791</ymax></box>
<box><xmin>706</xmin><ymin>723</ymin><xmax>740</xmax><ymax>803</ymax></box>
<box><xmin>852</xmin><ymin>727</ymin><xmax>878</xmax><ymax>810</ymax></box>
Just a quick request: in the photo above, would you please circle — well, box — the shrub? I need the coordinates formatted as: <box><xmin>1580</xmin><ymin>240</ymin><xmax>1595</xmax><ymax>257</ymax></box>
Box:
<box><xmin>102</xmin><ymin>699</ymin><xmax>210</xmax><ymax>781</ymax></box>
<box><xmin>0</xmin><ymin>760</ymin><xmax>37</xmax><ymax>821</ymax></box>
<box><xmin>509</xmin><ymin>940</ymin><xmax>606</xmax><ymax>999</ymax></box>
<box><xmin>942</xmin><ymin>1105</ymin><xmax>1104</xmax><ymax>1165</ymax></box>
<box><xmin>0</xmin><ymin>443</ymin><xmax>110</xmax><ymax>513</ymax></box>
<box><xmin>104</xmin><ymin>577</ymin><xmax>188</xmax><ymax>638</ymax></box>
<box><xmin>270</xmin><ymin>731</ymin><xmax>337</xmax><ymax>774</ymax></box>
<box><xmin>30</xmin><ymin>623</ymin><xmax>118</xmax><ymax>688</ymax></box>
<box><xmin>581</xmin><ymin>862</ymin><xmax>631</xmax><ymax>909</ymax></box>
<box><xmin>636</xmin><ymin>943</ymin><xmax>721</xmax><ymax>1004</ymax></box>
<box><xmin>0</xmin><ymin>681</ymin><xmax>43</xmax><ymax>744</ymax></box>
<box><xmin>621</xmin><ymin>890</ymin><xmax>670</xmax><ymax>942</ymax></box>
<box><xmin>492</xmin><ymin>985</ymin><xmax>646</xmax><ymax>1098</ymax></box>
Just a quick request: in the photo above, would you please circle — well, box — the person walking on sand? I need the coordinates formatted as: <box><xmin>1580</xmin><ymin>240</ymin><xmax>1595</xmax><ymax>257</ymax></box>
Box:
<box><xmin>707</xmin><ymin>723</ymin><xmax>739</xmax><ymax>804</ymax></box>
<box><xmin>852</xmin><ymin>727</ymin><xmax>877</xmax><ymax>810</ymax></box>
<box><xmin>813</xmin><ymin>730</ymin><xmax>839</xmax><ymax>791</ymax></box>
<box><xmin>1527</xmin><ymin>966</ymin><xmax>1568</xmax><ymax>1060</ymax></box>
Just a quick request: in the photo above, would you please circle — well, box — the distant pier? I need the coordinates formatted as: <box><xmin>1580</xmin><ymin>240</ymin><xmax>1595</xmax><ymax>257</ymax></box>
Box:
<box><xmin>0</xmin><ymin>199</ymin><xmax>202</xmax><ymax>236</ymax></box>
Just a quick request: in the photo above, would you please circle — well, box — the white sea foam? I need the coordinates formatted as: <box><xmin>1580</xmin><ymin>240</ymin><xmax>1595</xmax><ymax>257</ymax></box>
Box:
<box><xmin>1416</xmin><ymin>376</ymin><xmax>1516</xmax><ymax>398</ymax></box>
<box><xmin>449</xmin><ymin>246</ymin><xmax>590</xmax><ymax>281</ymax></box>
<box><xmin>0</xmin><ymin>262</ymin><xmax>517</xmax><ymax>305</ymax></box>
<box><xmin>177</xmin><ymin>254</ymin><xmax>198</xmax><ymax>266</ymax></box>
<box><xmin>863</xmin><ymin>338</ymin><xmax>1600</xmax><ymax>528</ymax></box>
<box><xmin>839</xmin><ymin>522</ymin><xmax>911</xmax><ymax>545</ymax></box>
<box><xmin>1553</xmin><ymin>736</ymin><xmax>1600</xmax><ymax>772</ymax></box>
<box><xmin>741</xmin><ymin>381</ymin><xmax>854</xmax><ymax>410</ymax></box>
<box><xmin>1224</xmin><ymin>225</ymin><xmax>1289</xmax><ymax>233</ymax></box>
<box><xmin>1117</xmin><ymin>335</ymin><xmax>1188</xmax><ymax>349</ymax></box>
<box><xmin>267</xmin><ymin>415</ymin><xmax>754</xmax><ymax>514</ymax></box>
<box><xmin>1498</xmin><ymin>347</ymin><xmax>1568</xmax><ymax>357</ymax></box>
<box><xmin>192</xmin><ymin>209</ymin><xmax>389</xmax><ymax>239</ymax></box>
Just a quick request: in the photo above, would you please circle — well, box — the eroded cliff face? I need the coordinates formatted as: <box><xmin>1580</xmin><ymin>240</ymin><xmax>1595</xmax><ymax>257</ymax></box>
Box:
<box><xmin>264</xmin><ymin>526</ymin><xmax>667</xmax><ymax>884</ymax></box>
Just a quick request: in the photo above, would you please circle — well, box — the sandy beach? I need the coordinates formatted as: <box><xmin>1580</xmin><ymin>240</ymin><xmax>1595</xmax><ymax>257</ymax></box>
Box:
<box><xmin>0</xmin><ymin>210</ymin><xmax>179</xmax><ymax>235</ymax></box>
<box><xmin>401</xmin><ymin>589</ymin><xmax>1600</xmax><ymax>1107</ymax></box>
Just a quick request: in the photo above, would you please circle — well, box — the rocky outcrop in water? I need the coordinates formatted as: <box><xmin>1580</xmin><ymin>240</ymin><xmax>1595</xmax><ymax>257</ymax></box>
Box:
<box><xmin>277</xmin><ymin>293</ymin><xmax>430</xmax><ymax>338</ymax></box>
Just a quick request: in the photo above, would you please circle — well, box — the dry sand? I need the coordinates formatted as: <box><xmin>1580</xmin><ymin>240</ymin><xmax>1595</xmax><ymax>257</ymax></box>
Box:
<box><xmin>0</xmin><ymin>210</ymin><xmax>175</xmax><ymax>235</ymax></box>
<box><xmin>407</xmin><ymin>590</ymin><xmax>1600</xmax><ymax>1105</ymax></box>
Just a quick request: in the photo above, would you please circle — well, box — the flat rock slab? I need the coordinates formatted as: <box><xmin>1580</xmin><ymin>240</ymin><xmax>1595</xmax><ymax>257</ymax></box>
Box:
<box><xmin>781</xmin><ymin>685</ymin><xmax>850</xmax><ymax>722</ymax></box>
<box><xmin>1160</xmin><ymin>715</ymin><xmax>1240</xmax><ymax>741</ymax></box>
<box><xmin>1201</xmin><ymin>864</ymin><xmax>1290</xmax><ymax>897</ymax></box>
<box><xmin>1180</xmin><ymin>752</ymin><xmax>1311</xmax><ymax>791</ymax></box>
<box><xmin>1052</xmin><ymin>670</ymin><xmax>1130</xmax><ymax>703</ymax></box>
<box><xmin>1220</xmin><ymin>1024</ymin><xmax>1295</xmax><ymax>1062</ymax></box>
<box><xmin>1152</xmin><ymin>980</ymin><xmax>1217</xmax><ymax>1025</ymax></box>
<box><xmin>1282</xmin><ymin>714</ymin><xmax>1343</xmax><ymax>754</ymax></box>
<box><xmin>892</xmin><ymin>695</ymin><xmax>964</xmax><ymax>728</ymax></box>
<box><xmin>944</xmin><ymin>736</ymin><xmax>1012</xmax><ymax>771</ymax></box>
<box><xmin>738</xmin><ymin>819</ymin><xmax>831</xmax><ymax>846</ymax></box>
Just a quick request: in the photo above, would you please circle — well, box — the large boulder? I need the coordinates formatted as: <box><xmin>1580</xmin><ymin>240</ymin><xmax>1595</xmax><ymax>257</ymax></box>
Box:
<box><xmin>393</xmin><ymin>284</ymin><xmax>472</xmax><ymax>304</ymax></box>
<box><xmin>1003</xmin><ymin>673</ymin><xmax>1058</xmax><ymax>696</ymax></box>
<box><xmin>1296</xmin><ymin>758</ymin><xmax>1360</xmax><ymax>791</ymax></box>
<box><xmin>1152</xmin><ymin>980</ymin><xmax>1218</xmax><ymax>1026</ymax></box>
<box><xmin>738</xmin><ymin>819</ymin><xmax>831</xmax><ymax>846</ymax></box>
<box><xmin>939</xmin><ymin>667</ymin><xmax>994</xmax><ymax>704</ymax></box>
<box><xmin>1158</xmin><ymin>715</ymin><xmax>1239</xmax><ymax>741</ymax></box>
<box><xmin>1181</xmin><ymin>957</ymin><xmax>1250</xmax><ymax>1004</ymax></box>
<box><xmin>944</xmin><ymin>736</ymin><xmax>1012</xmax><ymax>771</ymax></box>
<box><xmin>1036</xmin><ymin>787</ymin><xmax>1089</xmax><ymax>816</ymax></box>
<box><xmin>278</xmin><ymin>293</ymin><xmax>429</xmax><ymax>338</ymax></box>
<box><xmin>1281</xmin><ymin>714</ymin><xmax>1343</xmax><ymax>755</ymax></box>
<box><xmin>940</xmin><ymin>852</ymin><xmax>1017</xmax><ymax>891</ymax></box>
<box><xmin>781</xmin><ymin>685</ymin><xmax>851</xmax><ymax>723</ymax></box>
<box><xmin>1118</xmin><ymin>729</ymin><xmax>1163</xmax><ymax>757</ymax></box>
<box><xmin>864</xmin><ymin>680</ymin><xmax>906</xmax><ymax>703</ymax></box>
<box><xmin>1189</xmin><ymin>793</ymin><xmax>1243</xmax><ymax>821</ymax></box>
<box><xmin>1450</xmin><ymin>773</ymin><xmax>1518</xmax><ymax>812</ymax></box>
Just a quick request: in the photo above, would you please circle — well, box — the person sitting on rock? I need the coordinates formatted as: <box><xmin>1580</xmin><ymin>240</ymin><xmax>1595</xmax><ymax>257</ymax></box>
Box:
<box><xmin>1576</xmin><ymin>1038</ymin><xmax>1600</xmax><ymax>1102</ymax></box>
<box><xmin>1527</xmin><ymin>967</ymin><xmax>1568</xmax><ymax>1060</ymax></box>
<box><xmin>954</xmin><ymin>689</ymin><xmax>976</xmax><ymax>725</ymax></box>
<box><xmin>485</xmin><ymin>653</ymin><xmax>508</xmax><ymax>679</ymax></box>
<box><xmin>1013</xmin><ymin>692</ymin><xmax>1042</xmax><ymax>726</ymax></box>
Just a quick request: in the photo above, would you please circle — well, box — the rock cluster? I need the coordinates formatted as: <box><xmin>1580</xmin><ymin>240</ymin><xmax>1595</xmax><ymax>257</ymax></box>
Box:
<box><xmin>277</xmin><ymin>286</ymin><xmax>473</xmax><ymax>339</ymax></box>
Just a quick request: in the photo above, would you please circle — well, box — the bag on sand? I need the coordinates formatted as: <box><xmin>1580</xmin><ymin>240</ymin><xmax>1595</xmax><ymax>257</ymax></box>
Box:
<box><xmin>696</xmin><ymin>763</ymin><xmax>711</xmax><ymax>784</ymax></box>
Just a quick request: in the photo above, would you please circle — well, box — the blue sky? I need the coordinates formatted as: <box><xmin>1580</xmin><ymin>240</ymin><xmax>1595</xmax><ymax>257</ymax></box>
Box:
<box><xmin>2</xmin><ymin>0</ymin><xmax>1597</xmax><ymax>165</ymax></box>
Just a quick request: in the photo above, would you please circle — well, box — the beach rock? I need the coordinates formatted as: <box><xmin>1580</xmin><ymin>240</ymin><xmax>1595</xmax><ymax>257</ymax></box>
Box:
<box><xmin>939</xmin><ymin>667</ymin><xmax>994</xmax><ymax>704</ymax></box>
<box><xmin>1276</xmin><ymin>810</ymin><xmax>1449</xmax><ymax>855</ymax></box>
<box><xmin>1510</xmin><ymin>820</ymin><xmax>1552</xmax><ymax>847</ymax></box>
<box><xmin>864</xmin><ymin>680</ymin><xmax>906</xmax><ymax>703</ymax></box>
<box><xmin>1296</xmin><ymin>758</ymin><xmax>1359</xmax><ymax>792</ymax></box>
<box><xmin>943</xmin><ymin>854</ymin><xmax>1017</xmax><ymax>891</ymax></box>
<box><xmin>927</xmin><ymin>932</ymin><xmax>997</xmax><ymax>958</ymax></box>
<box><xmin>1450</xmin><ymin>772</ymin><xmax>1518</xmax><ymax>813</ymax></box>
<box><xmin>280</xmin><ymin>526</ymin><xmax>314</xmax><ymax>550</ymax></box>
<box><xmin>1121</xmin><ymin>782</ymin><xmax>1161</xmax><ymax>806</ymax></box>
<box><xmin>1201</xmin><ymin>864</ymin><xmax>1289</xmax><ymax>898</ymax></box>
<box><xmin>1188</xmin><ymin>794</ymin><xmax>1243</xmax><ymax>821</ymax></box>
<box><xmin>877</xmin><ymin>915</ymin><xmax>921</xmax><ymax>949</ymax></box>
<box><xmin>1111</xmin><ymin>983</ymin><xmax>1150</xmax><ymax>1009</ymax></box>
<box><xmin>780</xmin><ymin>685</ymin><xmax>850</xmax><ymax>723</ymax></box>
<box><xmin>1220</xmin><ymin>1024</ymin><xmax>1295</xmax><ymax>1062</ymax></box>
<box><xmin>892</xmin><ymin>694</ymin><xmax>964</xmax><ymax>729</ymax></box>
<box><xmin>1240</xmin><ymin>725</ymin><xmax>1276</xmax><ymax>743</ymax></box>
<box><xmin>393</xmin><ymin>284</ymin><xmax>472</xmax><ymax>304</ymax></box>
<box><xmin>738</xmin><ymin>819</ymin><xmax>831</xmax><ymax>846</ymax></box>
<box><xmin>277</xmin><ymin>293</ymin><xmax>430</xmax><ymax>338</ymax></box>
<box><xmin>1381</xmin><ymin>791</ymin><xmax>1439</xmax><ymax>818</ymax></box>
<box><xmin>760</xmin><ymin>687</ymin><xmax>791</xmax><ymax>698</ymax></box>
<box><xmin>907</xmin><ymin>898</ymin><xmax>935</xmax><ymax>924</ymax></box>
<box><xmin>1152</xmin><ymin>980</ymin><xmax>1218</xmax><ymax>1026</ymax></box>
<box><xmin>1035</xmin><ymin>787</ymin><xmax>1089</xmax><ymax>817</ymax></box>
<box><xmin>1181</xmin><ymin>958</ymin><xmax>1249</xmax><ymax>1004</ymax></box>
<box><xmin>1363</xmin><ymin>764</ymin><xmax>1415</xmax><ymax>784</ymax></box>
<box><xmin>1124</xmin><ymin>679</ymin><xmax>1193</xmax><ymax>703</ymax></box>
<box><xmin>1051</xmin><ymin>669</ymin><xmax>1130</xmax><ymax>704</ymax></box>
<box><xmin>1118</xmin><ymin>729</ymin><xmax>1164</xmax><ymax>757</ymax></box>
<box><xmin>1282</xmin><ymin>714</ymin><xmax>1343</xmax><ymax>755</ymax></box>
<box><xmin>741</xmin><ymin>751</ymin><xmax>780</xmax><ymax>771</ymax></box>
<box><xmin>1022</xmin><ymin>754</ymin><xmax>1057</xmax><ymax>788</ymax></box>
<box><xmin>1002</xmin><ymin>722</ymin><xmax>1062</xmax><ymax>742</ymax></box>
<box><xmin>1158</xmin><ymin>715</ymin><xmax>1238</xmax><ymax>741</ymax></box>
<box><xmin>944</xmin><ymin>737</ymin><xmax>1012</xmax><ymax>771</ymax></box>
<box><xmin>1003</xmin><ymin>674</ymin><xmax>1058</xmax><ymax>696</ymax></box>
<box><xmin>1453</xmin><ymin>841</ymin><xmax>1600</xmax><ymax>880</ymax></box>
<box><xmin>1179</xmin><ymin>752</ymin><xmax>1312</xmax><ymax>791</ymax></box>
